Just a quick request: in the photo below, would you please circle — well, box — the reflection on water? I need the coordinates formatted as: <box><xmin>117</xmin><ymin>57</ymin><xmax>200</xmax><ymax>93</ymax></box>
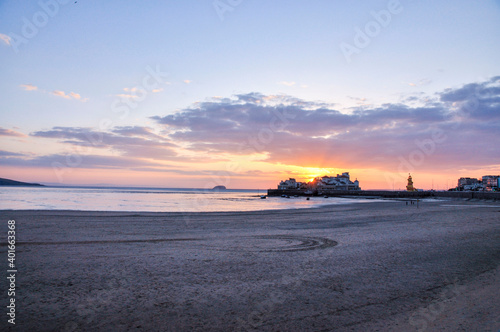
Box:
<box><xmin>0</xmin><ymin>186</ymin><xmax>379</xmax><ymax>212</ymax></box>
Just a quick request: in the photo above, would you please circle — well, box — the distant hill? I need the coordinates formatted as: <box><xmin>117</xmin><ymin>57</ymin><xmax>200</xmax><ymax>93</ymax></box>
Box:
<box><xmin>0</xmin><ymin>178</ymin><xmax>44</xmax><ymax>187</ymax></box>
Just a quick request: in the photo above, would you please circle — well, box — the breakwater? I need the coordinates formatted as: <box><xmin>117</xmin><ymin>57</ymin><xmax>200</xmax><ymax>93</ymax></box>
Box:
<box><xmin>267</xmin><ymin>189</ymin><xmax>500</xmax><ymax>200</ymax></box>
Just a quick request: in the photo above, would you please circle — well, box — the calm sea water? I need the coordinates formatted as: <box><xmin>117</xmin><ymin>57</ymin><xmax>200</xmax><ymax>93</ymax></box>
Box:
<box><xmin>0</xmin><ymin>186</ymin><xmax>379</xmax><ymax>212</ymax></box>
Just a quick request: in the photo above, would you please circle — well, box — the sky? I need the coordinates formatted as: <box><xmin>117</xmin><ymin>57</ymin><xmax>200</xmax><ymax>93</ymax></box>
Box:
<box><xmin>1</xmin><ymin>0</ymin><xmax>499</xmax><ymax>190</ymax></box>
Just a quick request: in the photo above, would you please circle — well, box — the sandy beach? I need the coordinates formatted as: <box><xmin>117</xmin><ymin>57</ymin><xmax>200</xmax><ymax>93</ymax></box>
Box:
<box><xmin>1</xmin><ymin>199</ymin><xmax>499</xmax><ymax>331</ymax></box>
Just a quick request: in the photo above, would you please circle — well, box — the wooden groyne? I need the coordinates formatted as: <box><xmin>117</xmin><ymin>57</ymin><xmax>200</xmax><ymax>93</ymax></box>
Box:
<box><xmin>267</xmin><ymin>189</ymin><xmax>500</xmax><ymax>200</ymax></box>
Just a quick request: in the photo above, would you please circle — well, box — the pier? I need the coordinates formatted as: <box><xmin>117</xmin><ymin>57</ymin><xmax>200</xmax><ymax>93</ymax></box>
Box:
<box><xmin>267</xmin><ymin>189</ymin><xmax>500</xmax><ymax>200</ymax></box>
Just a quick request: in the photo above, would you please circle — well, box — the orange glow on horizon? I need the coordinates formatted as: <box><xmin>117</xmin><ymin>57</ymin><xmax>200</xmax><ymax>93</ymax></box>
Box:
<box><xmin>1</xmin><ymin>164</ymin><xmax>499</xmax><ymax>191</ymax></box>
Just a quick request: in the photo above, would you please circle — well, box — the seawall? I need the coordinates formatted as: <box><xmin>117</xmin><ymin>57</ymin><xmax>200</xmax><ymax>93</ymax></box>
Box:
<box><xmin>266</xmin><ymin>189</ymin><xmax>500</xmax><ymax>200</ymax></box>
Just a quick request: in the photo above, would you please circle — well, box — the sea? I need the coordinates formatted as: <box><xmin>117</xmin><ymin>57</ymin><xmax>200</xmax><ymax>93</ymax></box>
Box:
<box><xmin>0</xmin><ymin>186</ymin><xmax>380</xmax><ymax>212</ymax></box>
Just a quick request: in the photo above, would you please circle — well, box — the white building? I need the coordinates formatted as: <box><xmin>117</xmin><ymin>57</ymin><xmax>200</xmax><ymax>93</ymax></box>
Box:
<box><xmin>482</xmin><ymin>175</ymin><xmax>500</xmax><ymax>191</ymax></box>
<box><xmin>458</xmin><ymin>177</ymin><xmax>481</xmax><ymax>188</ymax></box>
<box><xmin>455</xmin><ymin>175</ymin><xmax>499</xmax><ymax>191</ymax></box>
<box><xmin>277</xmin><ymin>178</ymin><xmax>302</xmax><ymax>190</ymax></box>
<box><xmin>277</xmin><ymin>172</ymin><xmax>361</xmax><ymax>191</ymax></box>
<box><xmin>311</xmin><ymin>172</ymin><xmax>360</xmax><ymax>191</ymax></box>
<box><xmin>463</xmin><ymin>183</ymin><xmax>483</xmax><ymax>191</ymax></box>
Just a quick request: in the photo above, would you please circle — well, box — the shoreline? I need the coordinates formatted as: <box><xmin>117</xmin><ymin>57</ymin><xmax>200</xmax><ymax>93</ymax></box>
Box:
<box><xmin>1</xmin><ymin>200</ymin><xmax>499</xmax><ymax>330</ymax></box>
<box><xmin>0</xmin><ymin>196</ymin><xmax>392</xmax><ymax>215</ymax></box>
<box><xmin>1</xmin><ymin>195</ymin><xmax>499</xmax><ymax>215</ymax></box>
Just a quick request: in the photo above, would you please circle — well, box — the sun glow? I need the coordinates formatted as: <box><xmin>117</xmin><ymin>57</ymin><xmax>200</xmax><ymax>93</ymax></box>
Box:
<box><xmin>301</xmin><ymin>167</ymin><xmax>337</xmax><ymax>183</ymax></box>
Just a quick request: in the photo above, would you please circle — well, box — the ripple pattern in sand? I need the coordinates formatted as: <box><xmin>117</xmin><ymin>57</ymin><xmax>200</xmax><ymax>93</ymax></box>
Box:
<box><xmin>202</xmin><ymin>235</ymin><xmax>338</xmax><ymax>252</ymax></box>
<box><xmin>6</xmin><ymin>235</ymin><xmax>338</xmax><ymax>253</ymax></box>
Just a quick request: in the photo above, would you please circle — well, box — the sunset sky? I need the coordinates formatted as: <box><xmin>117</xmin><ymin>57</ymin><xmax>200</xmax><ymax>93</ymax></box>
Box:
<box><xmin>1</xmin><ymin>0</ymin><xmax>499</xmax><ymax>189</ymax></box>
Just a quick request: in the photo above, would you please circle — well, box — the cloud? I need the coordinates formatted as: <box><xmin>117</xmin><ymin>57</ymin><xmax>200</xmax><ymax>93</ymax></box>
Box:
<box><xmin>19</xmin><ymin>84</ymin><xmax>86</xmax><ymax>101</ymax></box>
<box><xmin>439</xmin><ymin>77</ymin><xmax>500</xmax><ymax>103</ymax></box>
<box><xmin>348</xmin><ymin>96</ymin><xmax>370</xmax><ymax>106</ymax></box>
<box><xmin>128</xmin><ymin>167</ymin><xmax>237</xmax><ymax>176</ymax></box>
<box><xmin>0</xmin><ymin>152</ymin><xmax>226</xmax><ymax>173</ymax></box>
<box><xmin>407</xmin><ymin>79</ymin><xmax>432</xmax><ymax>87</ymax></box>
<box><xmin>0</xmin><ymin>127</ymin><xmax>27</xmax><ymax>137</ymax></box>
<box><xmin>31</xmin><ymin>126</ymin><xmax>178</xmax><ymax>159</ymax></box>
<box><xmin>52</xmin><ymin>90</ymin><xmax>71</xmax><ymax>99</ymax></box>
<box><xmin>183</xmin><ymin>80</ymin><xmax>191</xmax><ymax>84</ymax></box>
<box><xmin>20</xmin><ymin>84</ymin><xmax>38</xmax><ymax>91</ymax></box>
<box><xmin>153</xmin><ymin>95</ymin><xmax>447</xmax><ymax>142</ymax></box>
<box><xmin>51</xmin><ymin>90</ymin><xmax>88</xmax><ymax>101</ymax></box>
<box><xmin>69</xmin><ymin>92</ymin><xmax>81</xmax><ymax>99</ymax></box>
<box><xmin>115</xmin><ymin>93</ymin><xmax>136</xmax><ymax>99</ymax></box>
<box><xmin>278</xmin><ymin>81</ymin><xmax>296</xmax><ymax>87</ymax></box>
<box><xmin>150</xmin><ymin>76</ymin><xmax>500</xmax><ymax>172</ymax></box>
<box><xmin>29</xmin><ymin>125</ymin><xmax>228</xmax><ymax>168</ymax></box>
<box><xmin>116</xmin><ymin>87</ymin><xmax>150</xmax><ymax>99</ymax></box>
<box><xmin>152</xmin><ymin>88</ymin><xmax>163</xmax><ymax>93</ymax></box>
<box><xmin>0</xmin><ymin>33</ymin><xmax>11</xmax><ymax>46</ymax></box>
<box><xmin>0</xmin><ymin>150</ymin><xmax>25</xmax><ymax>157</ymax></box>
<box><xmin>111</xmin><ymin>126</ymin><xmax>158</xmax><ymax>137</ymax></box>
<box><xmin>0</xmin><ymin>154</ymin><xmax>167</xmax><ymax>170</ymax></box>
<box><xmin>16</xmin><ymin>77</ymin><xmax>500</xmax><ymax>176</ymax></box>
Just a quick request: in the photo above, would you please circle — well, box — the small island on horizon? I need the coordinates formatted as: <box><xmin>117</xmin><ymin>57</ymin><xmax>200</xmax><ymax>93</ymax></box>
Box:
<box><xmin>0</xmin><ymin>177</ymin><xmax>45</xmax><ymax>187</ymax></box>
<box><xmin>212</xmin><ymin>185</ymin><xmax>227</xmax><ymax>191</ymax></box>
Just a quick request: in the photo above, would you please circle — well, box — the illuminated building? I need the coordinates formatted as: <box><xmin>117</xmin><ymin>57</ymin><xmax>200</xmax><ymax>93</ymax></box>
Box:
<box><xmin>406</xmin><ymin>173</ymin><xmax>416</xmax><ymax>192</ymax></box>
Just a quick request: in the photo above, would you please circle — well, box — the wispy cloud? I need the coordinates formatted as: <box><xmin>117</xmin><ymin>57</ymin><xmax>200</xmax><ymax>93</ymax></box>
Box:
<box><xmin>19</xmin><ymin>83</ymin><xmax>87</xmax><ymax>101</ymax></box>
<box><xmin>69</xmin><ymin>92</ymin><xmax>81</xmax><ymax>99</ymax></box>
<box><xmin>0</xmin><ymin>127</ymin><xmax>27</xmax><ymax>137</ymax></box>
<box><xmin>183</xmin><ymin>79</ymin><xmax>191</xmax><ymax>84</ymax></box>
<box><xmin>31</xmin><ymin>126</ymin><xmax>178</xmax><ymax>159</ymax></box>
<box><xmin>0</xmin><ymin>33</ymin><xmax>11</xmax><ymax>46</ymax></box>
<box><xmin>0</xmin><ymin>150</ymin><xmax>26</xmax><ymax>157</ymax></box>
<box><xmin>348</xmin><ymin>96</ymin><xmax>370</xmax><ymax>106</ymax></box>
<box><xmin>408</xmin><ymin>78</ymin><xmax>432</xmax><ymax>87</ymax></box>
<box><xmin>115</xmin><ymin>94</ymin><xmax>136</xmax><ymax>99</ymax></box>
<box><xmin>52</xmin><ymin>90</ymin><xmax>88</xmax><ymax>101</ymax></box>
<box><xmin>19</xmin><ymin>84</ymin><xmax>38</xmax><ymax>91</ymax></box>
<box><xmin>278</xmin><ymin>81</ymin><xmax>296</xmax><ymax>87</ymax></box>
<box><xmin>5</xmin><ymin>124</ymin><xmax>225</xmax><ymax>170</ymax></box>
<box><xmin>116</xmin><ymin>87</ymin><xmax>158</xmax><ymax>99</ymax></box>
<box><xmin>52</xmin><ymin>90</ymin><xmax>71</xmax><ymax>99</ymax></box>
<box><xmin>0</xmin><ymin>154</ymin><xmax>167</xmax><ymax>170</ymax></box>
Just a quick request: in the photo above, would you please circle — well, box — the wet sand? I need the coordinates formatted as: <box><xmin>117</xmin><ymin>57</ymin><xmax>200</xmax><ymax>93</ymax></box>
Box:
<box><xmin>1</xmin><ymin>199</ymin><xmax>499</xmax><ymax>331</ymax></box>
